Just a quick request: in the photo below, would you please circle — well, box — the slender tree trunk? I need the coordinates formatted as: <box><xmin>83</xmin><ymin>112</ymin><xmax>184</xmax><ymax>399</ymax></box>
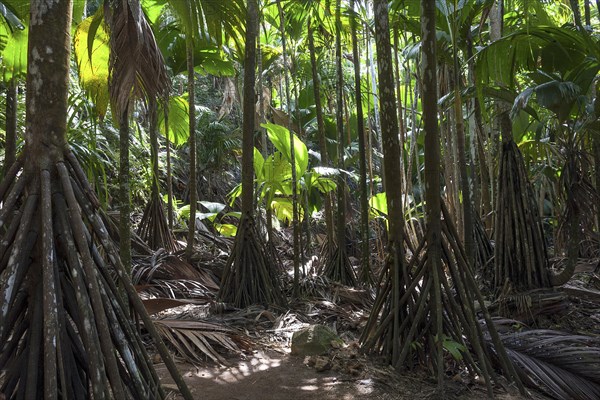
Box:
<box><xmin>166</xmin><ymin>109</ymin><xmax>174</xmax><ymax>230</ymax></box>
<box><xmin>420</xmin><ymin>0</ymin><xmax>444</xmax><ymax>388</ymax></box>
<box><xmin>569</xmin><ymin>0</ymin><xmax>583</xmax><ymax>27</ymax></box>
<box><xmin>373</xmin><ymin>0</ymin><xmax>405</xmax><ymax>364</ymax></box>
<box><xmin>350</xmin><ymin>0</ymin><xmax>371</xmax><ymax>284</ymax></box>
<box><xmin>241</xmin><ymin>0</ymin><xmax>258</xmax><ymax>216</ymax></box>
<box><xmin>218</xmin><ymin>0</ymin><xmax>283</xmax><ymax>308</ymax></box>
<box><xmin>595</xmin><ymin>136</ymin><xmax>600</xmax><ymax>231</ymax></box>
<box><xmin>3</xmin><ymin>79</ymin><xmax>18</xmax><ymax>178</ymax></box>
<box><xmin>185</xmin><ymin>38</ymin><xmax>197</xmax><ymax>260</ymax></box>
<box><xmin>277</xmin><ymin>0</ymin><xmax>300</xmax><ymax>294</ymax></box>
<box><xmin>308</xmin><ymin>20</ymin><xmax>335</xmax><ymax>242</ymax></box>
<box><xmin>119</xmin><ymin>106</ymin><xmax>131</xmax><ymax>278</ymax></box>
<box><xmin>451</xmin><ymin>62</ymin><xmax>474</xmax><ymax>268</ymax></box>
<box><xmin>335</xmin><ymin>0</ymin><xmax>347</xmax><ymax>257</ymax></box>
<box><xmin>584</xmin><ymin>0</ymin><xmax>591</xmax><ymax>25</ymax></box>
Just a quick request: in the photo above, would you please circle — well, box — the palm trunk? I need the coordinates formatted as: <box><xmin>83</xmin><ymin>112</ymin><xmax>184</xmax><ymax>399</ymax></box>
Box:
<box><xmin>373</xmin><ymin>0</ymin><xmax>406</xmax><ymax>364</ymax></box>
<box><xmin>420</xmin><ymin>0</ymin><xmax>444</xmax><ymax>388</ymax></box>
<box><xmin>595</xmin><ymin>136</ymin><xmax>600</xmax><ymax>231</ymax></box>
<box><xmin>218</xmin><ymin>0</ymin><xmax>283</xmax><ymax>308</ymax></box>
<box><xmin>185</xmin><ymin>38</ymin><xmax>197</xmax><ymax>260</ymax></box>
<box><xmin>118</xmin><ymin>105</ymin><xmax>131</xmax><ymax>277</ymax></box>
<box><xmin>3</xmin><ymin>79</ymin><xmax>18</xmax><ymax>177</ymax></box>
<box><xmin>0</xmin><ymin>1</ymin><xmax>192</xmax><ymax>398</ymax></box>
<box><xmin>350</xmin><ymin>0</ymin><xmax>371</xmax><ymax>285</ymax></box>
<box><xmin>277</xmin><ymin>0</ymin><xmax>301</xmax><ymax>294</ymax></box>
<box><xmin>308</xmin><ymin>20</ymin><xmax>335</xmax><ymax>242</ymax></box>
<box><xmin>166</xmin><ymin>109</ymin><xmax>174</xmax><ymax>230</ymax></box>
<box><xmin>451</xmin><ymin>65</ymin><xmax>474</xmax><ymax>269</ymax></box>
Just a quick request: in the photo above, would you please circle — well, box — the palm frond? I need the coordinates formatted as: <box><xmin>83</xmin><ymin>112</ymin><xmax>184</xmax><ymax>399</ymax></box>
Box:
<box><xmin>497</xmin><ymin>329</ymin><xmax>600</xmax><ymax>400</ymax></box>
<box><xmin>104</xmin><ymin>0</ymin><xmax>169</xmax><ymax>116</ymax></box>
<box><xmin>153</xmin><ymin>319</ymin><xmax>252</xmax><ymax>364</ymax></box>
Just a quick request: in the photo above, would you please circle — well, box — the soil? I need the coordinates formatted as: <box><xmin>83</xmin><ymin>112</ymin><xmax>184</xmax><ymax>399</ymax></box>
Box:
<box><xmin>156</xmin><ymin>345</ymin><xmax>546</xmax><ymax>400</ymax></box>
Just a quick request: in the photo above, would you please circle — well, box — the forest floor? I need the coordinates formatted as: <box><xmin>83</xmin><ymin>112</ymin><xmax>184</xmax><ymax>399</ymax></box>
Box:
<box><xmin>143</xmin><ymin>237</ymin><xmax>600</xmax><ymax>400</ymax></box>
<box><xmin>156</xmin><ymin>347</ymin><xmax>541</xmax><ymax>400</ymax></box>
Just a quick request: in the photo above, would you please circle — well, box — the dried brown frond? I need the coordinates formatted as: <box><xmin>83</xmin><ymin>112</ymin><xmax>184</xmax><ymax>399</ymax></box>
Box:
<box><xmin>496</xmin><ymin>328</ymin><xmax>600</xmax><ymax>400</ymax></box>
<box><xmin>104</xmin><ymin>0</ymin><xmax>169</xmax><ymax>117</ymax></box>
<box><xmin>153</xmin><ymin>319</ymin><xmax>253</xmax><ymax>364</ymax></box>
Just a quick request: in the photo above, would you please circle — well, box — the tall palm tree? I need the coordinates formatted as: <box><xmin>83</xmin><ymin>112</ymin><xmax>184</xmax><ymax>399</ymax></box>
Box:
<box><xmin>323</xmin><ymin>0</ymin><xmax>357</xmax><ymax>286</ymax></box>
<box><xmin>165</xmin><ymin>0</ymin><xmax>245</xmax><ymax>260</ymax></box>
<box><xmin>218</xmin><ymin>0</ymin><xmax>284</xmax><ymax>308</ymax></box>
<box><xmin>362</xmin><ymin>2</ymin><xmax>522</xmax><ymax>394</ymax></box>
<box><xmin>350</xmin><ymin>0</ymin><xmax>372</xmax><ymax>285</ymax></box>
<box><xmin>0</xmin><ymin>0</ymin><xmax>192</xmax><ymax>398</ymax></box>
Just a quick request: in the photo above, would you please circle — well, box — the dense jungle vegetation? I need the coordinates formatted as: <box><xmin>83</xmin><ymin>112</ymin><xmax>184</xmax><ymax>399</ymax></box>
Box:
<box><xmin>0</xmin><ymin>0</ymin><xmax>599</xmax><ymax>399</ymax></box>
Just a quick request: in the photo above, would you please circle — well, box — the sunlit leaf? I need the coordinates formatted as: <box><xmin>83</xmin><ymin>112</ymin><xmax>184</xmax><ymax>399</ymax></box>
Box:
<box><xmin>74</xmin><ymin>16</ymin><xmax>110</xmax><ymax>117</ymax></box>
<box><xmin>369</xmin><ymin>192</ymin><xmax>388</xmax><ymax>218</ymax></box>
<box><xmin>262</xmin><ymin>122</ymin><xmax>308</xmax><ymax>177</ymax></box>
<box><xmin>215</xmin><ymin>223</ymin><xmax>237</xmax><ymax>237</ymax></box>
<box><xmin>1</xmin><ymin>25</ymin><xmax>27</xmax><ymax>82</ymax></box>
<box><xmin>159</xmin><ymin>95</ymin><xmax>190</xmax><ymax>145</ymax></box>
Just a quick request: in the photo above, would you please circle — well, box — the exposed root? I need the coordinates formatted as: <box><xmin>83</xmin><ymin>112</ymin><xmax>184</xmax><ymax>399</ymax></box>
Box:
<box><xmin>321</xmin><ymin>239</ymin><xmax>357</xmax><ymax>287</ymax></box>
<box><xmin>137</xmin><ymin>190</ymin><xmax>178</xmax><ymax>253</ymax></box>
<box><xmin>218</xmin><ymin>215</ymin><xmax>285</xmax><ymax>308</ymax></box>
<box><xmin>494</xmin><ymin>139</ymin><xmax>550</xmax><ymax>291</ymax></box>
<box><xmin>0</xmin><ymin>153</ymin><xmax>192</xmax><ymax>399</ymax></box>
<box><xmin>361</xmin><ymin>198</ymin><xmax>524</xmax><ymax>397</ymax></box>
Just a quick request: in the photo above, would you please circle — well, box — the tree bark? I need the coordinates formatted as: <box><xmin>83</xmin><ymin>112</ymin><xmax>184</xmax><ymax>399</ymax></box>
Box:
<box><xmin>350</xmin><ymin>0</ymin><xmax>371</xmax><ymax>284</ymax></box>
<box><xmin>185</xmin><ymin>36</ymin><xmax>197</xmax><ymax>260</ymax></box>
<box><xmin>373</xmin><ymin>0</ymin><xmax>406</xmax><ymax>365</ymax></box>
<box><xmin>308</xmin><ymin>20</ymin><xmax>335</xmax><ymax>242</ymax></box>
<box><xmin>3</xmin><ymin>79</ymin><xmax>18</xmax><ymax>177</ymax></box>
<box><xmin>420</xmin><ymin>0</ymin><xmax>444</xmax><ymax>388</ymax></box>
<box><xmin>241</xmin><ymin>0</ymin><xmax>258</xmax><ymax>216</ymax></box>
<box><xmin>277</xmin><ymin>0</ymin><xmax>300</xmax><ymax>295</ymax></box>
<box><xmin>118</xmin><ymin>106</ymin><xmax>131</xmax><ymax>278</ymax></box>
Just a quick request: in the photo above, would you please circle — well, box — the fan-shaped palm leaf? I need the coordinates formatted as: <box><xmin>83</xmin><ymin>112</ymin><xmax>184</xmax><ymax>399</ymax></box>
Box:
<box><xmin>497</xmin><ymin>329</ymin><xmax>600</xmax><ymax>400</ymax></box>
<box><xmin>476</xmin><ymin>25</ymin><xmax>600</xmax><ymax>92</ymax></box>
<box><xmin>153</xmin><ymin>319</ymin><xmax>251</xmax><ymax>364</ymax></box>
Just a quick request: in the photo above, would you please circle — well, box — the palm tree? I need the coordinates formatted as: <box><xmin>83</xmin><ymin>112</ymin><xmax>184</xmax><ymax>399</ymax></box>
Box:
<box><xmin>218</xmin><ymin>0</ymin><xmax>284</xmax><ymax>308</ymax></box>
<box><xmin>276</xmin><ymin>0</ymin><xmax>301</xmax><ymax>295</ymax></box>
<box><xmin>164</xmin><ymin>0</ymin><xmax>245</xmax><ymax>260</ymax></box>
<box><xmin>0</xmin><ymin>0</ymin><xmax>192</xmax><ymax>398</ymax></box>
<box><xmin>362</xmin><ymin>2</ymin><xmax>522</xmax><ymax>394</ymax></box>
<box><xmin>350</xmin><ymin>0</ymin><xmax>372</xmax><ymax>285</ymax></box>
<box><xmin>323</xmin><ymin>0</ymin><xmax>357</xmax><ymax>286</ymax></box>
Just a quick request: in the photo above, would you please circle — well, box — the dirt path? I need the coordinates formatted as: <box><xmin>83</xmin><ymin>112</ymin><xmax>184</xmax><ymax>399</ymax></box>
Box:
<box><xmin>158</xmin><ymin>350</ymin><xmax>397</xmax><ymax>400</ymax></box>
<box><xmin>156</xmin><ymin>349</ymin><xmax>540</xmax><ymax>400</ymax></box>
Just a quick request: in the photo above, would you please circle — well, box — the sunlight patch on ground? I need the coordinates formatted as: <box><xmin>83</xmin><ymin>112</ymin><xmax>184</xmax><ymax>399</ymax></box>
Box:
<box><xmin>191</xmin><ymin>351</ymin><xmax>282</xmax><ymax>385</ymax></box>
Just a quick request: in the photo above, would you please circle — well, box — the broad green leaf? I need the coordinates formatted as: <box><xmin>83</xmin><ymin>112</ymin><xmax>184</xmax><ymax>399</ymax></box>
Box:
<box><xmin>442</xmin><ymin>336</ymin><xmax>466</xmax><ymax>361</ymax></box>
<box><xmin>262</xmin><ymin>123</ymin><xmax>308</xmax><ymax>177</ymax></box>
<box><xmin>1</xmin><ymin>25</ymin><xmax>27</xmax><ymax>82</ymax></box>
<box><xmin>264</xmin><ymin>152</ymin><xmax>292</xmax><ymax>188</ymax></box>
<box><xmin>369</xmin><ymin>192</ymin><xmax>388</xmax><ymax>218</ymax></box>
<box><xmin>141</xmin><ymin>0</ymin><xmax>168</xmax><ymax>26</ymax></box>
<box><xmin>271</xmin><ymin>197</ymin><xmax>294</xmax><ymax>223</ymax></box>
<box><xmin>215</xmin><ymin>223</ymin><xmax>237</xmax><ymax>237</ymax></box>
<box><xmin>74</xmin><ymin>17</ymin><xmax>110</xmax><ymax>117</ymax></box>
<box><xmin>253</xmin><ymin>147</ymin><xmax>264</xmax><ymax>180</ymax></box>
<box><xmin>194</xmin><ymin>49</ymin><xmax>235</xmax><ymax>77</ymax></box>
<box><xmin>159</xmin><ymin>95</ymin><xmax>190</xmax><ymax>145</ymax></box>
<box><xmin>199</xmin><ymin>201</ymin><xmax>226</xmax><ymax>214</ymax></box>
